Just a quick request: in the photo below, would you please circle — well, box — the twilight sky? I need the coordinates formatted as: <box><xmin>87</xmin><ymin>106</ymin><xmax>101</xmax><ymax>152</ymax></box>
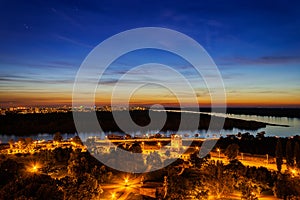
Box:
<box><xmin>0</xmin><ymin>0</ymin><xmax>300</xmax><ymax>107</ymax></box>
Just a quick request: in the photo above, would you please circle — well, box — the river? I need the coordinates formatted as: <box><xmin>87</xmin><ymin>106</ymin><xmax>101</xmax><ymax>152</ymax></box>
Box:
<box><xmin>0</xmin><ymin>111</ymin><xmax>299</xmax><ymax>143</ymax></box>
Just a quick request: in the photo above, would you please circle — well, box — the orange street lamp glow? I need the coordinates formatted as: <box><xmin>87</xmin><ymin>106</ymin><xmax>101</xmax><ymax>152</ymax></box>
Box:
<box><xmin>32</xmin><ymin>165</ymin><xmax>37</xmax><ymax>172</ymax></box>
<box><xmin>28</xmin><ymin>162</ymin><xmax>40</xmax><ymax>173</ymax></box>
<box><xmin>111</xmin><ymin>192</ymin><xmax>116</xmax><ymax>199</ymax></box>
<box><xmin>217</xmin><ymin>148</ymin><xmax>220</xmax><ymax>159</ymax></box>
<box><xmin>124</xmin><ymin>177</ymin><xmax>129</xmax><ymax>186</ymax></box>
<box><xmin>291</xmin><ymin>169</ymin><xmax>297</xmax><ymax>176</ymax></box>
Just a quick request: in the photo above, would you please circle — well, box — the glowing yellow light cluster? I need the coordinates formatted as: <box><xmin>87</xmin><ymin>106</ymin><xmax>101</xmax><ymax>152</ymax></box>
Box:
<box><xmin>157</xmin><ymin>142</ymin><xmax>161</xmax><ymax>147</ymax></box>
<box><xmin>124</xmin><ymin>177</ymin><xmax>129</xmax><ymax>186</ymax></box>
<box><xmin>111</xmin><ymin>192</ymin><xmax>116</xmax><ymax>199</ymax></box>
<box><xmin>27</xmin><ymin>162</ymin><xmax>41</xmax><ymax>173</ymax></box>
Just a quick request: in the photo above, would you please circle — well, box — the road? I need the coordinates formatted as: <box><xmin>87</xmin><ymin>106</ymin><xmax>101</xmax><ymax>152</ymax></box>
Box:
<box><xmin>210</xmin><ymin>153</ymin><xmax>288</xmax><ymax>172</ymax></box>
<box><xmin>92</xmin><ymin>137</ymin><xmax>216</xmax><ymax>143</ymax></box>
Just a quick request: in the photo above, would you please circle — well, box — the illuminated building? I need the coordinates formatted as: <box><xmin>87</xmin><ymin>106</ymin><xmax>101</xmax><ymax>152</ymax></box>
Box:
<box><xmin>171</xmin><ymin>134</ymin><xmax>182</xmax><ymax>151</ymax></box>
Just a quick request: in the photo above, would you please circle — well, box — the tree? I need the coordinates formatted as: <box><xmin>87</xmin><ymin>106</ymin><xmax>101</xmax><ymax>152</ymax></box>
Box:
<box><xmin>224</xmin><ymin>144</ymin><xmax>239</xmax><ymax>160</ymax></box>
<box><xmin>17</xmin><ymin>138</ymin><xmax>25</xmax><ymax>149</ymax></box>
<box><xmin>273</xmin><ymin>173</ymin><xmax>300</xmax><ymax>199</ymax></box>
<box><xmin>0</xmin><ymin>159</ymin><xmax>23</xmax><ymax>186</ymax></box>
<box><xmin>72</xmin><ymin>136</ymin><xmax>83</xmax><ymax>146</ymax></box>
<box><xmin>166</xmin><ymin>165</ymin><xmax>208</xmax><ymax>199</ymax></box>
<box><xmin>275</xmin><ymin>139</ymin><xmax>283</xmax><ymax>172</ymax></box>
<box><xmin>25</xmin><ymin>137</ymin><xmax>33</xmax><ymax>149</ymax></box>
<box><xmin>146</xmin><ymin>152</ymin><xmax>162</xmax><ymax>170</ymax></box>
<box><xmin>8</xmin><ymin>139</ymin><xmax>14</xmax><ymax>149</ymax></box>
<box><xmin>286</xmin><ymin>139</ymin><xmax>294</xmax><ymax>169</ymax></box>
<box><xmin>128</xmin><ymin>143</ymin><xmax>145</xmax><ymax>172</ymax></box>
<box><xmin>53</xmin><ymin>132</ymin><xmax>63</xmax><ymax>142</ymax></box>
<box><xmin>67</xmin><ymin>150</ymin><xmax>88</xmax><ymax>178</ymax></box>
<box><xmin>91</xmin><ymin>165</ymin><xmax>112</xmax><ymax>183</ymax></box>
<box><xmin>25</xmin><ymin>137</ymin><xmax>33</xmax><ymax>144</ymax></box>
<box><xmin>294</xmin><ymin>141</ymin><xmax>300</xmax><ymax>169</ymax></box>
<box><xmin>165</xmin><ymin>150</ymin><xmax>171</xmax><ymax>158</ymax></box>
<box><xmin>203</xmin><ymin>160</ymin><xmax>235</xmax><ymax>198</ymax></box>
<box><xmin>130</xmin><ymin>143</ymin><xmax>142</xmax><ymax>153</ymax></box>
<box><xmin>239</xmin><ymin>179</ymin><xmax>259</xmax><ymax>200</ymax></box>
<box><xmin>0</xmin><ymin>174</ymin><xmax>63</xmax><ymax>200</ymax></box>
<box><xmin>190</xmin><ymin>152</ymin><xmax>209</xmax><ymax>168</ymax></box>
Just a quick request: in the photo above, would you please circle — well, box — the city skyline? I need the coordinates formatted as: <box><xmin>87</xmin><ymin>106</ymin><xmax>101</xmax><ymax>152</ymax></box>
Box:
<box><xmin>1</xmin><ymin>0</ymin><xmax>300</xmax><ymax>107</ymax></box>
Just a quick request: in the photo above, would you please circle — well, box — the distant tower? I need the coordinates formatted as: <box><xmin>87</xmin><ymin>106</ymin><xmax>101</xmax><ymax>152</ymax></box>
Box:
<box><xmin>171</xmin><ymin>134</ymin><xmax>182</xmax><ymax>151</ymax></box>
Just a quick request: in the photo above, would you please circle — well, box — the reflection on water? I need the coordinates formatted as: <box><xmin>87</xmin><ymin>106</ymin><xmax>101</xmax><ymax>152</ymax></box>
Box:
<box><xmin>218</xmin><ymin>112</ymin><xmax>300</xmax><ymax>137</ymax></box>
<box><xmin>194</xmin><ymin>111</ymin><xmax>300</xmax><ymax>137</ymax></box>
<box><xmin>0</xmin><ymin>112</ymin><xmax>299</xmax><ymax>143</ymax></box>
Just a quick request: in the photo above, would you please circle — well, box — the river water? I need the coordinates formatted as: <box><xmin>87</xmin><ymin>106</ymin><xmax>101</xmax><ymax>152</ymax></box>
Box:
<box><xmin>154</xmin><ymin>109</ymin><xmax>300</xmax><ymax>137</ymax></box>
<box><xmin>208</xmin><ymin>112</ymin><xmax>300</xmax><ymax>137</ymax></box>
<box><xmin>0</xmin><ymin>111</ymin><xmax>299</xmax><ymax>143</ymax></box>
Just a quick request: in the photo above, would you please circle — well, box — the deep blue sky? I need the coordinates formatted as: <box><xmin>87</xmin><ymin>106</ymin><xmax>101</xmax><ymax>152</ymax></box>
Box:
<box><xmin>0</xmin><ymin>0</ymin><xmax>300</xmax><ymax>107</ymax></box>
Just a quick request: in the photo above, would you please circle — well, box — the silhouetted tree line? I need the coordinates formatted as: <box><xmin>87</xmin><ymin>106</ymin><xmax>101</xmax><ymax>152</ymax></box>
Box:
<box><xmin>275</xmin><ymin>138</ymin><xmax>300</xmax><ymax>172</ymax></box>
<box><xmin>217</xmin><ymin>133</ymin><xmax>300</xmax><ymax>158</ymax></box>
<box><xmin>0</xmin><ymin>111</ymin><xmax>270</xmax><ymax>135</ymax></box>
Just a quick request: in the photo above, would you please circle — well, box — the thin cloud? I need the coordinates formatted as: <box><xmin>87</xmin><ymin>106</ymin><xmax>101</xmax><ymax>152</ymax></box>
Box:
<box><xmin>55</xmin><ymin>34</ymin><xmax>94</xmax><ymax>48</ymax></box>
<box><xmin>0</xmin><ymin>74</ymin><xmax>73</xmax><ymax>84</ymax></box>
<box><xmin>0</xmin><ymin>58</ymin><xmax>77</xmax><ymax>70</ymax></box>
<box><xmin>219</xmin><ymin>55</ymin><xmax>300</xmax><ymax>66</ymax></box>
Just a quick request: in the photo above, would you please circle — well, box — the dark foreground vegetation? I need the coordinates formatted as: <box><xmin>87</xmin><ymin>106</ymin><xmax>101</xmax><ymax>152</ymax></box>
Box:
<box><xmin>0</xmin><ymin>110</ymin><xmax>275</xmax><ymax>135</ymax></box>
<box><xmin>1</xmin><ymin>134</ymin><xmax>300</xmax><ymax>199</ymax></box>
<box><xmin>217</xmin><ymin>133</ymin><xmax>300</xmax><ymax>157</ymax></box>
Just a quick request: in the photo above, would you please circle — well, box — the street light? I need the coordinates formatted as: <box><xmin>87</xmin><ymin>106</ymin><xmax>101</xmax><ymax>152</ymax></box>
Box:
<box><xmin>124</xmin><ymin>177</ymin><xmax>129</xmax><ymax>187</ymax></box>
<box><xmin>32</xmin><ymin>165</ymin><xmax>38</xmax><ymax>172</ymax></box>
<box><xmin>111</xmin><ymin>192</ymin><xmax>116</xmax><ymax>200</ymax></box>
<box><xmin>28</xmin><ymin>162</ymin><xmax>40</xmax><ymax>173</ymax></box>
<box><xmin>141</xmin><ymin>141</ymin><xmax>145</xmax><ymax>151</ymax></box>
<box><xmin>291</xmin><ymin>169</ymin><xmax>297</xmax><ymax>177</ymax></box>
<box><xmin>217</xmin><ymin>148</ymin><xmax>220</xmax><ymax>159</ymax></box>
<box><xmin>157</xmin><ymin>142</ymin><xmax>161</xmax><ymax>148</ymax></box>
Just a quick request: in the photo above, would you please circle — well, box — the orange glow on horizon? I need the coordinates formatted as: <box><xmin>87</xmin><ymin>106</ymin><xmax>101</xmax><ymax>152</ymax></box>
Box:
<box><xmin>1</xmin><ymin>90</ymin><xmax>299</xmax><ymax>108</ymax></box>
